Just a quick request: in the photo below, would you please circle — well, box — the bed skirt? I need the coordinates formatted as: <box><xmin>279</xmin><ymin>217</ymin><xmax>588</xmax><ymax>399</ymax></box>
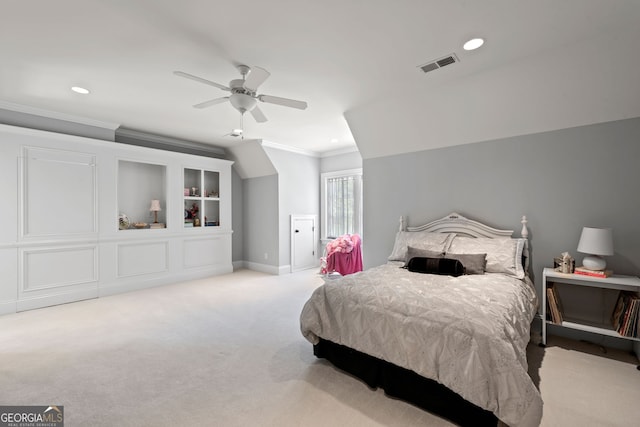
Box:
<box><xmin>313</xmin><ymin>338</ymin><xmax>498</xmax><ymax>427</ymax></box>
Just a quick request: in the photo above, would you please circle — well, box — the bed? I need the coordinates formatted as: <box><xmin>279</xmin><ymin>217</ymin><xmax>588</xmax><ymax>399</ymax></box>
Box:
<box><xmin>300</xmin><ymin>212</ymin><xmax>543</xmax><ymax>427</ymax></box>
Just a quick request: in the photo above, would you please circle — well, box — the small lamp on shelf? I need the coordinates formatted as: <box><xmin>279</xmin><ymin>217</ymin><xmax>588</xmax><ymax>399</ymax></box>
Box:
<box><xmin>149</xmin><ymin>200</ymin><xmax>161</xmax><ymax>223</ymax></box>
<box><xmin>577</xmin><ymin>227</ymin><xmax>614</xmax><ymax>270</ymax></box>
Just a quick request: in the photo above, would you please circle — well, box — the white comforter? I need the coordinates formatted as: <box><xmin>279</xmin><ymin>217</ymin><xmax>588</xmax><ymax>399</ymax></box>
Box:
<box><xmin>300</xmin><ymin>263</ymin><xmax>543</xmax><ymax>427</ymax></box>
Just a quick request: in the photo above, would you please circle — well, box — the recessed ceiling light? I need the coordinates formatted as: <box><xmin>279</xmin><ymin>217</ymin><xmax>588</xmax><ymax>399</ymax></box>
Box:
<box><xmin>330</xmin><ymin>138</ymin><xmax>339</xmax><ymax>143</ymax></box>
<box><xmin>71</xmin><ymin>86</ymin><xmax>90</xmax><ymax>94</ymax></box>
<box><xmin>463</xmin><ymin>38</ymin><xmax>484</xmax><ymax>51</ymax></box>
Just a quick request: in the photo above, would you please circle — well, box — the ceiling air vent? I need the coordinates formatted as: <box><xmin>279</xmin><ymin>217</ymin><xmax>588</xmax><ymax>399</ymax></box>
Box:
<box><xmin>419</xmin><ymin>53</ymin><xmax>459</xmax><ymax>74</ymax></box>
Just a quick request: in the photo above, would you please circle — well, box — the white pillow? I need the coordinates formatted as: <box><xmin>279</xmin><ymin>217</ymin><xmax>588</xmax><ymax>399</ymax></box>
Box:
<box><xmin>448</xmin><ymin>236</ymin><xmax>526</xmax><ymax>278</ymax></box>
<box><xmin>388</xmin><ymin>231</ymin><xmax>456</xmax><ymax>262</ymax></box>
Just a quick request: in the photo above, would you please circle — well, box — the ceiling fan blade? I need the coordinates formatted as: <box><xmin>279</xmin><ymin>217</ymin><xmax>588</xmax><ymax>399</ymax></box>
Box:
<box><xmin>193</xmin><ymin>97</ymin><xmax>229</xmax><ymax>109</ymax></box>
<box><xmin>243</xmin><ymin>66</ymin><xmax>270</xmax><ymax>92</ymax></box>
<box><xmin>173</xmin><ymin>71</ymin><xmax>230</xmax><ymax>91</ymax></box>
<box><xmin>250</xmin><ymin>105</ymin><xmax>268</xmax><ymax>123</ymax></box>
<box><xmin>258</xmin><ymin>94</ymin><xmax>308</xmax><ymax>110</ymax></box>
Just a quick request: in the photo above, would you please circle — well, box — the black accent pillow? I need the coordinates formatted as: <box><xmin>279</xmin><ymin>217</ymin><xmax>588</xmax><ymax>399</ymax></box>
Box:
<box><xmin>406</xmin><ymin>257</ymin><xmax>465</xmax><ymax>277</ymax></box>
<box><xmin>404</xmin><ymin>246</ymin><xmax>444</xmax><ymax>267</ymax></box>
<box><xmin>444</xmin><ymin>253</ymin><xmax>487</xmax><ymax>275</ymax></box>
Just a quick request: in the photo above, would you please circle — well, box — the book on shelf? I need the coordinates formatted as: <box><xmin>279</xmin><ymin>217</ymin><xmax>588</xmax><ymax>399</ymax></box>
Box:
<box><xmin>573</xmin><ymin>266</ymin><xmax>613</xmax><ymax>278</ymax></box>
<box><xmin>546</xmin><ymin>283</ymin><xmax>563</xmax><ymax>324</ymax></box>
<box><xmin>625</xmin><ymin>299</ymin><xmax>638</xmax><ymax>337</ymax></box>
<box><xmin>611</xmin><ymin>292</ymin><xmax>627</xmax><ymax>330</ymax></box>
<box><xmin>623</xmin><ymin>298</ymin><xmax>639</xmax><ymax>338</ymax></box>
<box><xmin>150</xmin><ymin>223</ymin><xmax>165</xmax><ymax>229</ymax></box>
<box><xmin>611</xmin><ymin>291</ymin><xmax>640</xmax><ymax>338</ymax></box>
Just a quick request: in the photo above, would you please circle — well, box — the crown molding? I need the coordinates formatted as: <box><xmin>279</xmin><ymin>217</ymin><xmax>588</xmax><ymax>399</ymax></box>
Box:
<box><xmin>116</xmin><ymin>128</ymin><xmax>226</xmax><ymax>156</ymax></box>
<box><xmin>0</xmin><ymin>100</ymin><xmax>120</xmax><ymax>130</ymax></box>
<box><xmin>260</xmin><ymin>140</ymin><xmax>320</xmax><ymax>157</ymax></box>
<box><xmin>319</xmin><ymin>145</ymin><xmax>359</xmax><ymax>158</ymax></box>
<box><xmin>260</xmin><ymin>140</ymin><xmax>360</xmax><ymax>158</ymax></box>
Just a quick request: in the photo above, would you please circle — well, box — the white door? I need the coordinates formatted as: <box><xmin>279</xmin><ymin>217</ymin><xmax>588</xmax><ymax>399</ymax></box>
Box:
<box><xmin>291</xmin><ymin>215</ymin><xmax>317</xmax><ymax>272</ymax></box>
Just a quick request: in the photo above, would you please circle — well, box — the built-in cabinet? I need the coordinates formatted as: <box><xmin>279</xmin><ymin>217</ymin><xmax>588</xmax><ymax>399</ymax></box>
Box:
<box><xmin>0</xmin><ymin>123</ymin><xmax>233</xmax><ymax>315</ymax></box>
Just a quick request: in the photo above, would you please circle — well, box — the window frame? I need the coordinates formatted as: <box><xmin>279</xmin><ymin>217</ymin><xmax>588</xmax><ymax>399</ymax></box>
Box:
<box><xmin>320</xmin><ymin>168</ymin><xmax>363</xmax><ymax>241</ymax></box>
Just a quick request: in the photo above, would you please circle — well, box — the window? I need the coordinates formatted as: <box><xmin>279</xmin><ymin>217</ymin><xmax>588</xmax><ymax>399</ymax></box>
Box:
<box><xmin>321</xmin><ymin>169</ymin><xmax>362</xmax><ymax>240</ymax></box>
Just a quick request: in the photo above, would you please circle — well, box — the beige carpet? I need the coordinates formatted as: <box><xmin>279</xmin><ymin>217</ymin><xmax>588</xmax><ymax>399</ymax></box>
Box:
<box><xmin>1</xmin><ymin>268</ymin><xmax>638</xmax><ymax>426</ymax></box>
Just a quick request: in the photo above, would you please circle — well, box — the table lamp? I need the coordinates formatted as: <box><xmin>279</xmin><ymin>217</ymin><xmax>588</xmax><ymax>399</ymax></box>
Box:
<box><xmin>577</xmin><ymin>227</ymin><xmax>613</xmax><ymax>270</ymax></box>
<box><xmin>149</xmin><ymin>199</ymin><xmax>161</xmax><ymax>223</ymax></box>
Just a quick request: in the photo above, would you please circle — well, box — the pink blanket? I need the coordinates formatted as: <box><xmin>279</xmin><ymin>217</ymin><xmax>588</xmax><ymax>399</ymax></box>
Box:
<box><xmin>325</xmin><ymin>234</ymin><xmax>362</xmax><ymax>276</ymax></box>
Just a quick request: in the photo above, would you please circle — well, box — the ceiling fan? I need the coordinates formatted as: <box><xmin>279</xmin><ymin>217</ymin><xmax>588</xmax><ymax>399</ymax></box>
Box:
<box><xmin>174</xmin><ymin>65</ymin><xmax>307</xmax><ymax>123</ymax></box>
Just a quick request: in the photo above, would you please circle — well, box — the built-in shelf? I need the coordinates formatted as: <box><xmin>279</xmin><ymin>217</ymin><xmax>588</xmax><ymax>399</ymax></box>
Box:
<box><xmin>118</xmin><ymin>160</ymin><xmax>167</xmax><ymax>230</ymax></box>
<box><xmin>542</xmin><ymin>267</ymin><xmax>640</xmax><ymax>346</ymax></box>
<box><xmin>183</xmin><ymin>168</ymin><xmax>220</xmax><ymax>228</ymax></box>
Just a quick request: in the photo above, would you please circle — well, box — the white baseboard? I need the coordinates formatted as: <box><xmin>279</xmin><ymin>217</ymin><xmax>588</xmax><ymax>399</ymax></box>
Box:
<box><xmin>278</xmin><ymin>264</ymin><xmax>291</xmax><ymax>275</ymax></box>
<box><xmin>0</xmin><ymin>300</ymin><xmax>17</xmax><ymax>316</ymax></box>
<box><xmin>16</xmin><ymin>288</ymin><xmax>98</xmax><ymax>313</ymax></box>
<box><xmin>242</xmin><ymin>261</ymin><xmax>291</xmax><ymax>275</ymax></box>
<box><xmin>99</xmin><ymin>264</ymin><xmax>233</xmax><ymax>297</ymax></box>
<box><xmin>1</xmin><ymin>265</ymin><xmax>235</xmax><ymax>315</ymax></box>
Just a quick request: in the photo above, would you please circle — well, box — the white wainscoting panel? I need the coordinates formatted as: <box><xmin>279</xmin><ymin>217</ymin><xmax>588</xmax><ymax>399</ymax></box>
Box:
<box><xmin>21</xmin><ymin>146</ymin><xmax>96</xmax><ymax>237</ymax></box>
<box><xmin>117</xmin><ymin>241</ymin><xmax>168</xmax><ymax>278</ymax></box>
<box><xmin>0</xmin><ymin>248</ymin><xmax>18</xmax><ymax>314</ymax></box>
<box><xmin>183</xmin><ymin>236</ymin><xmax>227</xmax><ymax>269</ymax></box>
<box><xmin>21</xmin><ymin>245</ymin><xmax>97</xmax><ymax>292</ymax></box>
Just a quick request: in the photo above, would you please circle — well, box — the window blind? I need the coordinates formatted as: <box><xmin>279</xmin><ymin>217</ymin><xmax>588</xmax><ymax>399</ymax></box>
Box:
<box><xmin>326</xmin><ymin>174</ymin><xmax>362</xmax><ymax>239</ymax></box>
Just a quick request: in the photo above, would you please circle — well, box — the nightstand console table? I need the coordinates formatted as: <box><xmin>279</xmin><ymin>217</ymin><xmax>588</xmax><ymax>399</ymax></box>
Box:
<box><xmin>541</xmin><ymin>267</ymin><xmax>640</xmax><ymax>369</ymax></box>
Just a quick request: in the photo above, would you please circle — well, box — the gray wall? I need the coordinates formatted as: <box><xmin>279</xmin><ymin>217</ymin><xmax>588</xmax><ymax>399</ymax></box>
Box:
<box><xmin>363</xmin><ymin>116</ymin><xmax>640</xmax><ymax>291</ymax></box>
<box><xmin>231</xmin><ymin>167</ymin><xmax>244</xmax><ymax>262</ymax></box>
<box><xmin>242</xmin><ymin>174</ymin><xmax>279</xmax><ymax>266</ymax></box>
<box><xmin>264</xmin><ymin>147</ymin><xmax>320</xmax><ymax>268</ymax></box>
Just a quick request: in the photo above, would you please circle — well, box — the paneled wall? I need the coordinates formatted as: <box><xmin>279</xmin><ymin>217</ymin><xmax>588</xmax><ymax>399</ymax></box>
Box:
<box><xmin>0</xmin><ymin>124</ymin><xmax>233</xmax><ymax>315</ymax></box>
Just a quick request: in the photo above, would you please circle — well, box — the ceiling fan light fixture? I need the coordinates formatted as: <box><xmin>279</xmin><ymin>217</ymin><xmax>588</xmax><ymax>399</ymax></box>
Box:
<box><xmin>229</xmin><ymin>93</ymin><xmax>257</xmax><ymax>113</ymax></box>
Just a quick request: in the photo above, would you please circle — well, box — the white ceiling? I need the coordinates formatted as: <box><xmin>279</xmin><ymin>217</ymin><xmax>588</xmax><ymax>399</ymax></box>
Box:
<box><xmin>2</xmin><ymin>1</ymin><xmax>640</xmax><ymax>157</ymax></box>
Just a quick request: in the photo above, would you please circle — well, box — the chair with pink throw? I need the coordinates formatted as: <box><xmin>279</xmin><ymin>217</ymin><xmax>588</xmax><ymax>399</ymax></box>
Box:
<box><xmin>324</xmin><ymin>234</ymin><xmax>362</xmax><ymax>276</ymax></box>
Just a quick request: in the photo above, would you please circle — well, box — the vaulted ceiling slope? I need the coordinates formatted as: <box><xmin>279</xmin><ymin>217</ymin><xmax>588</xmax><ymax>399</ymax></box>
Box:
<box><xmin>2</xmin><ymin>1</ymin><xmax>639</xmax><ymax>158</ymax></box>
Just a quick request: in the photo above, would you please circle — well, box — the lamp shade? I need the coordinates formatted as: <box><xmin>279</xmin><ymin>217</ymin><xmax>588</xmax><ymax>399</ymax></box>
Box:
<box><xmin>577</xmin><ymin>227</ymin><xmax>613</xmax><ymax>270</ymax></box>
<box><xmin>577</xmin><ymin>227</ymin><xmax>614</xmax><ymax>256</ymax></box>
<box><xmin>149</xmin><ymin>200</ymin><xmax>162</xmax><ymax>212</ymax></box>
